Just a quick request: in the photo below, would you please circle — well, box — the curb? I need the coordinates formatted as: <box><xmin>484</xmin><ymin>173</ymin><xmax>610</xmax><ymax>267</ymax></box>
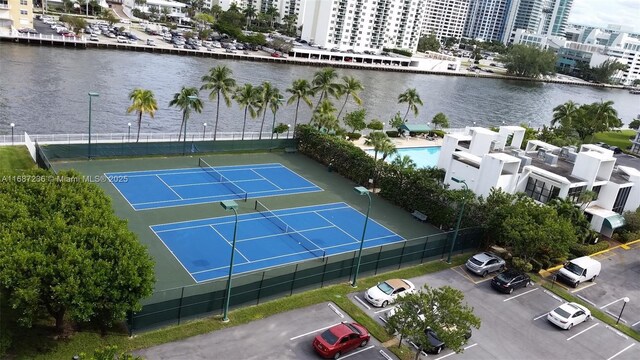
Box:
<box><xmin>541</xmin><ymin>238</ymin><xmax>640</xmax><ymax>274</ymax></box>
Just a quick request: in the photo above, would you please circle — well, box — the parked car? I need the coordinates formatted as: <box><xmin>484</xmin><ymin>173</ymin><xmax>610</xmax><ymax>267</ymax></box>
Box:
<box><xmin>491</xmin><ymin>270</ymin><xmax>531</xmax><ymax>294</ymax></box>
<box><xmin>364</xmin><ymin>279</ymin><xmax>415</xmax><ymax>307</ymax></box>
<box><xmin>89</xmin><ymin>34</ymin><xmax>99</xmax><ymax>42</ymax></box>
<box><xmin>146</xmin><ymin>39</ymin><xmax>156</xmax><ymax>46</ymax></box>
<box><xmin>556</xmin><ymin>256</ymin><xmax>601</xmax><ymax>288</ymax></box>
<box><xmin>465</xmin><ymin>252</ymin><xmax>505</xmax><ymax>277</ymax></box>
<box><xmin>547</xmin><ymin>302</ymin><xmax>591</xmax><ymax>330</ymax></box>
<box><xmin>116</xmin><ymin>36</ymin><xmax>128</xmax><ymax>43</ymax></box>
<box><xmin>271</xmin><ymin>52</ymin><xmax>281</xmax><ymax>58</ymax></box>
<box><xmin>610</xmin><ymin>146</ymin><xmax>622</xmax><ymax>154</ymax></box>
<box><xmin>312</xmin><ymin>322</ymin><xmax>370</xmax><ymax>359</ymax></box>
<box><xmin>418</xmin><ymin>327</ymin><xmax>472</xmax><ymax>354</ymax></box>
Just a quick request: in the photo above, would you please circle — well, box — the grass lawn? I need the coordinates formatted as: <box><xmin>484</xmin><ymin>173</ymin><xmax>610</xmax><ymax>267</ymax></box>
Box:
<box><xmin>591</xmin><ymin>130</ymin><xmax>636</xmax><ymax>149</ymax></box>
<box><xmin>3</xmin><ymin>255</ymin><xmax>469</xmax><ymax>360</ymax></box>
<box><xmin>0</xmin><ymin>146</ymin><xmax>34</xmax><ymax>171</ymax></box>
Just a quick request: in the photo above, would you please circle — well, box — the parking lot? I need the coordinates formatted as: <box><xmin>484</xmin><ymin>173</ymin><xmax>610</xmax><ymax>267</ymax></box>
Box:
<box><xmin>134</xmin><ymin>302</ymin><xmax>397</xmax><ymax>360</ymax></box>
<box><xmin>350</xmin><ymin>262</ymin><xmax>639</xmax><ymax>360</ymax></box>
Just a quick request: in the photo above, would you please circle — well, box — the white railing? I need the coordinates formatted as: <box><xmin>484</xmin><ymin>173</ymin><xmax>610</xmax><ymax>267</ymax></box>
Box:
<box><xmin>8</xmin><ymin>30</ymin><xmax>87</xmax><ymax>43</ymax></box>
<box><xmin>0</xmin><ymin>131</ymin><xmax>293</xmax><ymax>145</ymax></box>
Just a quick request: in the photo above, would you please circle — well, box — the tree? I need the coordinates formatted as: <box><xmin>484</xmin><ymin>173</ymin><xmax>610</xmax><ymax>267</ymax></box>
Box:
<box><xmin>389</xmin><ymin>112</ymin><xmax>405</xmax><ymax>132</ymax></box>
<box><xmin>391</xmin><ymin>155</ymin><xmax>417</xmax><ymax>187</ymax></box>
<box><xmin>312</xmin><ymin>67</ymin><xmax>342</xmax><ymax>108</ymax></box>
<box><xmin>417</xmin><ymin>34</ymin><xmax>440</xmax><ymax>53</ymax></box>
<box><xmin>551</xmin><ymin>100</ymin><xmax>579</xmax><ymax>128</ymax></box>
<box><xmin>282</xmin><ymin>14</ymin><xmax>298</xmax><ymax>36</ymax></box>
<box><xmin>101</xmin><ymin>10</ymin><xmax>119</xmax><ymax>26</ymax></box>
<box><xmin>169</xmin><ymin>87</ymin><xmax>203</xmax><ymax>141</ymax></box>
<box><xmin>127</xmin><ymin>88</ymin><xmax>158</xmax><ymax>142</ymax></box>
<box><xmin>384</xmin><ymin>292</ymin><xmax>424</xmax><ymax>349</ymax></box>
<box><xmin>497</xmin><ymin>44</ymin><xmax>556</xmax><ymax>78</ymax></box>
<box><xmin>336</xmin><ymin>76</ymin><xmax>364</xmax><ymax>119</ymax></box>
<box><xmin>343</xmin><ymin>109</ymin><xmax>367</xmax><ymax>133</ymax></box>
<box><xmin>201</xmin><ymin>65</ymin><xmax>237</xmax><ymax>141</ymax></box>
<box><xmin>572</xmin><ymin>101</ymin><xmax>622</xmax><ymax>141</ymax></box>
<box><xmin>265</xmin><ymin>6</ymin><xmax>279</xmax><ymax>28</ymax></box>
<box><xmin>257</xmin><ymin>81</ymin><xmax>277</xmax><ymax>139</ymax></box>
<box><xmin>367</xmin><ymin>119</ymin><xmax>384</xmax><ymax>131</ymax></box>
<box><xmin>269</xmin><ymin>88</ymin><xmax>285</xmax><ymax>139</ymax></box>
<box><xmin>398</xmin><ymin>88</ymin><xmax>423</xmax><ymax>121</ymax></box>
<box><xmin>233</xmin><ymin>84</ymin><xmax>261</xmax><ymax>140</ymax></box>
<box><xmin>286</xmin><ymin>79</ymin><xmax>313</xmax><ymax>136</ymax></box>
<box><xmin>365</xmin><ymin>132</ymin><xmax>396</xmax><ymax>189</ymax></box>
<box><xmin>242</xmin><ymin>4</ymin><xmax>257</xmax><ymax>29</ymax></box>
<box><xmin>432</xmin><ymin>112</ymin><xmax>449</xmax><ymax>129</ymax></box>
<box><xmin>272</xmin><ymin>123</ymin><xmax>289</xmax><ymax>139</ymax></box>
<box><xmin>78</xmin><ymin>345</ymin><xmax>142</xmax><ymax>360</ymax></box>
<box><xmin>629</xmin><ymin>119</ymin><xmax>640</xmax><ymax>130</ymax></box>
<box><xmin>444</xmin><ymin>37</ymin><xmax>458</xmax><ymax>49</ymax></box>
<box><xmin>0</xmin><ymin>169</ymin><xmax>154</xmax><ymax>334</ymax></box>
<box><xmin>581</xmin><ymin>59</ymin><xmax>628</xmax><ymax>84</ymax></box>
<box><xmin>310</xmin><ymin>99</ymin><xmax>339</xmax><ymax>132</ymax></box>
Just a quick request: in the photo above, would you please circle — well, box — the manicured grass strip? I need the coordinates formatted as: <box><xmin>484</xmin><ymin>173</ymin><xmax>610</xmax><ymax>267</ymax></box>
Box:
<box><xmin>22</xmin><ymin>255</ymin><xmax>468</xmax><ymax>360</ymax></box>
<box><xmin>592</xmin><ymin>130</ymin><xmax>636</xmax><ymax>149</ymax></box>
<box><xmin>0</xmin><ymin>146</ymin><xmax>34</xmax><ymax>171</ymax></box>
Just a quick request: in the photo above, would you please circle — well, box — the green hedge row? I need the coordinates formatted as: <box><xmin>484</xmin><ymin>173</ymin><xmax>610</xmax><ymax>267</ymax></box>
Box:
<box><xmin>568</xmin><ymin>241</ymin><xmax>610</xmax><ymax>258</ymax></box>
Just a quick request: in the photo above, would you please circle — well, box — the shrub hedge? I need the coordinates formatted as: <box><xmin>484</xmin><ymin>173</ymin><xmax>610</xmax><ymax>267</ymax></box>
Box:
<box><xmin>346</xmin><ymin>132</ymin><xmax>362</xmax><ymax>140</ymax></box>
<box><xmin>386</xmin><ymin>130</ymin><xmax>399</xmax><ymax>138</ymax></box>
<box><xmin>568</xmin><ymin>241</ymin><xmax>609</xmax><ymax>258</ymax></box>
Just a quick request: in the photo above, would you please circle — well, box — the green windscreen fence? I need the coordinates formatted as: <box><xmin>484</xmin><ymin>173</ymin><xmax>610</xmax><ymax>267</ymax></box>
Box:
<box><xmin>127</xmin><ymin>227</ymin><xmax>482</xmax><ymax>334</ymax></box>
<box><xmin>39</xmin><ymin>139</ymin><xmax>296</xmax><ymax>161</ymax></box>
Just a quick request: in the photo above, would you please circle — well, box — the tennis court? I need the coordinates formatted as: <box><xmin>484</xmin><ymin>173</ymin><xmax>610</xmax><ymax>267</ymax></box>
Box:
<box><xmin>151</xmin><ymin>202</ymin><xmax>405</xmax><ymax>283</ymax></box>
<box><xmin>107</xmin><ymin>159</ymin><xmax>322</xmax><ymax>210</ymax></box>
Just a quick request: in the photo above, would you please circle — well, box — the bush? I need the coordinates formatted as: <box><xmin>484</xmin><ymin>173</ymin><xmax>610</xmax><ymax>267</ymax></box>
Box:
<box><xmin>429</xmin><ymin>130</ymin><xmax>446</xmax><ymax>138</ymax></box>
<box><xmin>386</xmin><ymin>130</ymin><xmax>399</xmax><ymax>138</ymax></box>
<box><xmin>568</xmin><ymin>241</ymin><xmax>609</xmax><ymax>258</ymax></box>
<box><xmin>367</xmin><ymin>120</ymin><xmax>384</xmax><ymax>130</ymax></box>
<box><xmin>511</xmin><ymin>257</ymin><xmax>533</xmax><ymax>272</ymax></box>
<box><xmin>346</xmin><ymin>132</ymin><xmax>362</xmax><ymax>140</ymax></box>
<box><xmin>529</xmin><ymin>258</ymin><xmax>543</xmax><ymax>272</ymax></box>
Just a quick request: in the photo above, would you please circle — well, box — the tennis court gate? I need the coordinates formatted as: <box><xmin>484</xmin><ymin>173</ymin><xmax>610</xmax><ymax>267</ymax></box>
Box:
<box><xmin>127</xmin><ymin>227</ymin><xmax>483</xmax><ymax>334</ymax></box>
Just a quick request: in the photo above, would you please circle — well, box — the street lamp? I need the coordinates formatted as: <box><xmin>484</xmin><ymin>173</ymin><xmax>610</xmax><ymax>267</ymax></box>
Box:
<box><xmin>88</xmin><ymin>92</ymin><xmax>99</xmax><ymax>159</ymax></box>
<box><xmin>10</xmin><ymin>123</ymin><xmax>15</xmax><ymax>145</ymax></box>
<box><xmin>220</xmin><ymin>200</ymin><xmax>239</xmax><ymax>322</ymax></box>
<box><xmin>127</xmin><ymin>122</ymin><xmax>131</xmax><ymax>142</ymax></box>
<box><xmin>617</xmin><ymin>297</ymin><xmax>630</xmax><ymax>325</ymax></box>
<box><xmin>203</xmin><ymin>123</ymin><xmax>207</xmax><ymax>140</ymax></box>
<box><xmin>352</xmin><ymin>186</ymin><xmax>371</xmax><ymax>288</ymax></box>
<box><xmin>446</xmin><ymin>177</ymin><xmax>468</xmax><ymax>264</ymax></box>
<box><xmin>184</xmin><ymin>95</ymin><xmax>198</xmax><ymax>155</ymax></box>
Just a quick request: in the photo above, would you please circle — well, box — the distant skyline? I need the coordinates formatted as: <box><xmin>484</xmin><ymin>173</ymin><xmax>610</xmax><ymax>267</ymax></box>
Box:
<box><xmin>568</xmin><ymin>0</ymin><xmax>640</xmax><ymax>31</ymax></box>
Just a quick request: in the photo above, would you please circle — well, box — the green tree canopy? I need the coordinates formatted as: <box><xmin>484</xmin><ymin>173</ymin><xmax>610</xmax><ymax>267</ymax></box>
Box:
<box><xmin>432</xmin><ymin>112</ymin><xmax>449</xmax><ymax>129</ymax></box>
<box><xmin>496</xmin><ymin>44</ymin><xmax>556</xmax><ymax>78</ymax></box>
<box><xmin>417</xmin><ymin>34</ymin><xmax>440</xmax><ymax>53</ymax></box>
<box><xmin>127</xmin><ymin>88</ymin><xmax>158</xmax><ymax>142</ymax></box>
<box><xmin>581</xmin><ymin>59</ymin><xmax>628</xmax><ymax>84</ymax></box>
<box><xmin>343</xmin><ymin>109</ymin><xmax>367</xmax><ymax>133</ymax></box>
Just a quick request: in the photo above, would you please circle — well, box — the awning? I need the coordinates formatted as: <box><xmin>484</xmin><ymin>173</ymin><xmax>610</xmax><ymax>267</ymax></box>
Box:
<box><xmin>399</xmin><ymin>123</ymin><xmax>431</xmax><ymax>132</ymax></box>
<box><xmin>604</xmin><ymin>214</ymin><xmax>625</xmax><ymax>229</ymax></box>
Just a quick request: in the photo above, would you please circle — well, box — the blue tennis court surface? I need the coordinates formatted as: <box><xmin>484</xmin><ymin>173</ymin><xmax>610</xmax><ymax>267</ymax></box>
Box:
<box><xmin>150</xmin><ymin>202</ymin><xmax>405</xmax><ymax>283</ymax></box>
<box><xmin>107</xmin><ymin>163</ymin><xmax>322</xmax><ymax>210</ymax></box>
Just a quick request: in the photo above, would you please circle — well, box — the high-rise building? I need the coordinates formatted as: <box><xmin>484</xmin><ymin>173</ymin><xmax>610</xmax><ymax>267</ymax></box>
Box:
<box><xmin>464</xmin><ymin>0</ymin><xmax>513</xmax><ymax>42</ymax></box>
<box><xmin>301</xmin><ymin>0</ymin><xmax>426</xmax><ymax>53</ymax></box>
<box><xmin>214</xmin><ymin>0</ymin><xmax>307</xmax><ymax>27</ymax></box>
<box><xmin>503</xmin><ymin>0</ymin><xmax>574</xmax><ymax>43</ymax></box>
<box><xmin>540</xmin><ymin>0</ymin><xmax>573</xmax><ymax>36</ymax></box>
<box><xmin>421</xmin><ymin>0</ymin><xmax>470</xmax><ymax>42</ymax></box>
<box><xmin>0</xmin><ymin>0</ymin><xmax>32</xmax><ymax>35</ymax></box>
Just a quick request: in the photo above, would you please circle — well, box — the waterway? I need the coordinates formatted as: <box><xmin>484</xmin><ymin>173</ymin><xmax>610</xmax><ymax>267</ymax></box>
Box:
<box><xmin>1</xmin><ymin>43</ymin><xmax>638</xmax><ymax>135</ymax></box>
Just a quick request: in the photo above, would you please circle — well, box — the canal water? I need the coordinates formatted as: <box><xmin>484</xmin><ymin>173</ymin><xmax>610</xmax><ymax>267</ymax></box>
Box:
<box><xmin>1</xmin><ymin>43</ymin><xmax>638</xmax><ymax>135</ymax></box>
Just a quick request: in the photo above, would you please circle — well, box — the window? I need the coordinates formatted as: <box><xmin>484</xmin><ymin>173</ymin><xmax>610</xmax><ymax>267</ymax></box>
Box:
<box><xmin>612</xmin><ymin>187</ymin><xmax>631</xmax><ymax>214</ymax></box>
<box><xmin>567</xmin><ymin>185</ymin><xmax>585</xmax><ymax>203</ymax></box>
<box><xmin>20</xmin><ymin>0</ymin><xmax>28</xmax><ymax>5</ymax></box>
<box><xmin>591</xmin><ymin>185</ymin><xmax>601</xmax><ymax>200</ymax></box>
<box><xmin>525</xmin><ymin>178</ymin><xmax>560</xmax><ymax>204</ymax></box>
<box><xmin>20</xmin><ymin>9</ymin><xmax>28</xmax><ymax>15</ymax></box>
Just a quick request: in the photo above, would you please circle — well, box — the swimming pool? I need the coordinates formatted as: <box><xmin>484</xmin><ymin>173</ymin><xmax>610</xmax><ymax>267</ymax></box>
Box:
<box><xmin>365</xmin><ymin>146</ymin><xmax>441</xmax><ymax>168</ymax></box>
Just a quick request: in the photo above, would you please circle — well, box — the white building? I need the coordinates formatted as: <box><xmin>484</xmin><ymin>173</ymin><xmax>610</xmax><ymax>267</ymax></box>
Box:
<box><xmin>421</xmin><ymin>0</ymin><xmax>470</xmax><ymax>42</ymax></box>
<box><xmin>439</xmin><ymin>126</ymin><xmax>639</xmax><ymax>237</ymax></box>
<box><xmin>126</xmin><ymin>0</ymin><xmax>187</xmax><ymax>20</ymax></box>
<box><xmin>0</xmin><ymin>0</ymin><xmax>33</xmax><ymax>35</ymax></box>
<box><xmin>215</xmin><ymin>0</ymin><xmax>307</xmax><ymax>27</ymax></box>
<box><xmin>511</xmin><ymin>28</ymin><xmax>566</xmax><ymax>50</ymax></box>
<box><xmin>301</xmin><ymin>0</ymin><xmax>425</xmax><ymax>53</ymax></box>
<box><xmin>604</xmin><ymin>33</ymin><xmax>640</xmax><ymax>86</ymax></box>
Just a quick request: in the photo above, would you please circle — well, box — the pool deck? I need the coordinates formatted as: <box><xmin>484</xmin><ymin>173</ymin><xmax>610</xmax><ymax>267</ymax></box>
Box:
<box><xmin>354</xmin><ymin>135</ymin><xmax>443</xmax><ymax>150</ymax></box>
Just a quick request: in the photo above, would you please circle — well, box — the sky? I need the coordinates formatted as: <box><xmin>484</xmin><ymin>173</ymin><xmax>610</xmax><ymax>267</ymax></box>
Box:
<box><xmin>568</xmin><ymin>0</ymin><xmax>640</xmax><ymax>31</ymax></box>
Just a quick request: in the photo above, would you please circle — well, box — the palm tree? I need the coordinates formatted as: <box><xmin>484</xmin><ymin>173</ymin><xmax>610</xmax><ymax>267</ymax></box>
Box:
<box><xmin>336</xmin><ymin>76</ymin><xmax>364</xmax><ymax>119</ymax></box>
<box><xmin>169</xmin><ymin>87</ymin><xmax>203</xmax><ymax>141</ymax></box>
<box><xmin>588</xmin><ymin>100</ymin><xmax>622</xmax><ymax>130</ymax></box>
<box><xmin>365</xmin><ymin>132</ymin><xmax>396</xmax><ymax>189</ymax></box>
<box><xmin>257</xmin><ymin>82</ymin><xmax>277</xmax><ymax>140</ymax></box>
<box><xmin>286</xmin><ymin>79</ymin><xmax>313</xmax><ymax>136</ymax></box>
<box><xmin>312</xmin><ymin>67</ymin><xmax>342</xmax><ymax>108</ymax></box>
<box><xmin>243</xmin><ymin>4</ymin><xmax>257</xmax><ymax>29</ymax></box>
<box><xmin>551</xmin><ymin>100</ymin><xmax>578</xmax><ymax>128</ymax></box>
<box><xmin>127</xmin><ymin>88</ymin><xmax>158</xmax><ymax>143</ymax></box>
<box><xmin>398</xmin><ymin>88</ymin><xmax>423</xmax><ymax>121</ymax></box>
<box><xmin>311</xmin><ymin>99</ymin><xmax>339</xmax><ymax>132</ymax></box>
<box><xmin>201</xmin><ymin>65</ymin><xmax>237</xmax><ymax>141</ymax></box>
<box><xmin>269</xmin><ymin>89</ymin><xmax>285</xmax><ymax>139</ymax></box>
<box><xmin>233</xmin><ymin>84</ymin><xmax>261</xmax><ymax>140</ymax></box>
<box><xmin>265</xmin><ymin>6</ymin><xmax>279</xmax><ymax>28</ymax></box>
<box><xmin>431</xmin><ymin>112</ymin><xmax>449</xmax><ymax>129</ymax></box>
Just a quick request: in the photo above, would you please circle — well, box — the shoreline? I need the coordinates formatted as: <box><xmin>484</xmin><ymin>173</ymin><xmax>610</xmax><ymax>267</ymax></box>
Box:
<box><xmin>0</xmin><ymin>34</ymin><xmax>627</xmax><ymax>90</ymax></box>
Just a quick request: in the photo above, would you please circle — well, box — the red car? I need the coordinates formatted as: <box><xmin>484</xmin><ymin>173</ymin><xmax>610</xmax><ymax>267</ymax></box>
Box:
<box><xmin>312</xmin><ymin>322</ymin><xmax>370</xmax><ymax>359</ymax></box>
<box><xmin>271</xmin><ymin>52</ymin><xmax>281</xmax><ymax>58</ymax></box>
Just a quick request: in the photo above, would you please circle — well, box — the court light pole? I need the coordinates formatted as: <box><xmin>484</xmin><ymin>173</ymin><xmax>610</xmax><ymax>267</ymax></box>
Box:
<box><xmin>203</xmin><ymin>123</ymin><xmax>207</xmax><ymax>140</ymax></box>
<box><xmin>88</xmin><ymin>92</ymin><xmax>99</xmax><ymax>159</ymax></box>
<box><xmin>127</xmin><ymin>122</ymin><xmax>131</xmax><ymax>142</ymax></box>
<box><xmin>617</xmin><ymin>297</ymin><xmax>630</xmax><ymax>325</ymax></box>
<box><xmin>352</xmin><ymin>186</ymin><xmax>371</xmax><ymax>288</ymax></box>
<box><xmin>220</xmin><ymin>200</ymin><xmax>239</xmax><ymax>322</ymax></box>
<box><xmin>10</xmin><ymin>123</ymin><xmax>15</xmax><ymax>145</ymax></box>
<box><xmin>446</xmin><ymin>177</ymin><xmax>468</xmax><ymax>264</ymax></box>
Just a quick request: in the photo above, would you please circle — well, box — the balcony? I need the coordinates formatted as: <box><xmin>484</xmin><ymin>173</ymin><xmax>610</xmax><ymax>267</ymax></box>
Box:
<box><xmin>0</xmin><ymin>2</ymin><xmax>10</xmax><ymax>10</ymax></box>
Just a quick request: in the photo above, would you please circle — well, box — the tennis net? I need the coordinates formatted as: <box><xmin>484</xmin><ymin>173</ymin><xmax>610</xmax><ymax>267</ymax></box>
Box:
<box><xmin>198</xmin><ymin>158</ymin><xmax>248</xmax><ymax>201</ymax></box>
<box><xmin>255</xmin><ymin>200</ymin><xmax>325</xmax><ymax>260</ymax></box>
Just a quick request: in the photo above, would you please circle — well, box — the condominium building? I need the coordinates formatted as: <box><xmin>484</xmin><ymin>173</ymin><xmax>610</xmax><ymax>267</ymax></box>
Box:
<box><xmin>604</xmin><ymin>33</ymin><xmax>640</xmax><ymax>85</ymax></box>
<box><xmin>301</xmin><ymin>0</ymin><xmax>426</xmax><ymax>53</ymax></box>
<box><xmin>0</xmin><ymin>0</ymin><xmax>32</xmax><ymax>35</ymax></box>
<box><xmin>464</xmin><ymin>0</ymin><xmax>512</xmax><ymax>42</ymax></box>
<box><xmin>421</xmin><ymin>0</ymin><xmax>470</xmax><ymax>42</ymax></box>
<box><xmin>541</xmin><ymin>0</ymin><xmax>572</xmax><ymax>36</ymax></box>
<box><xmin>502</xmin><ymin>0</ymin><xmax>574</xmax><ymax>44</ymax></box>
<box><xmin>439</xmin><ymin>126</ymin><xmax>639</xmax><ymax>237</ymax></box>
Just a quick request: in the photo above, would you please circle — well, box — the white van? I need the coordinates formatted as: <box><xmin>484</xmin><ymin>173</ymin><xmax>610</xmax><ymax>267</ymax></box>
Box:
<box><xmin>557</xmin><ymin>256</ymin><xmax>601</xmax><ymax>288</ymax></box>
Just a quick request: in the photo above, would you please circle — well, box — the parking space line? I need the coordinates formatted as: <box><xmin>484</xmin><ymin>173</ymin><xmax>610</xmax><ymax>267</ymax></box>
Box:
<box><xmin>503</xmin><ymin>288</ymin><xmax>538</xmax><ymax>302</ymax></box>
<box><xmin>340</xmin><ymin>345</ymin><xmax>375</xmax><ymax>359</ymax></box>
<box><xmin>464</xmin><ymin>343</ymin><xmax>478</xmax><ymax>350</ymax></box>
<box><xmin>605</xmin><ymin>310</ymin><xmax>627</xmax><ymax>323</ymax></box>
<box><xmin>450</xmin><ymin>266</ymin><xmax>477</xmax><ymax>284</ymax></box>
<box><xmin>374</xmin><ymin>307</ymin><xmax>393</xmax><ymax>314</ymax></box>
<box><xmin>328</xmin><ymin>303</ymin><xmax>344</xmax><ymax>318</ymax></box>
<box><xmin>354</xmin><ymin>295</ymin><xmax>371</xmax><ymax>310</ymax></box>
<box><xmin>600</xmin><ymin>297</ymin><xmax>627</xmax><ymax>310</ymax></box>
<box><xmin>534</xmin><ymin>312</ymin><xmax>549</xmax><ymax>321</ymax></box>
<box><xmin>543</xmin><ymin>290</ymin><xmax>564</xmax><ymax>302</ymax></box>
<box><xmin>632</xmin><ymin>319</ymin><xmax>640</xmax><ymax>327</ymax></box>
<box><xmin>379</xmin><ymin>349</ymin><xmax>393</xmax><ymax>360</ymax></box>
<box><xmin>605</xmin><ymin>326</ymin><xmax>629</xmax><ymax>340</ymax></box>
<box><xmin>379</xmin><ymin>316</ymin><xmax>388</xmax><ymax>324</ymax></box>
<box><xmin>576</xmin><ymin>294</ymin><xmax>597</xmax><ymax>307</ymax></box>
<box><xmin>571</xmin><ymin>282</ymin><xmax>597</xmax><ymax>293</ymax></box>
<box><xmin>607</xmin><ymin>343</ymin><xmax>635</xmax><ymax>360</ymax></box>
<box><xmin>567</xmin><ymin>323</ymin><xmax>598</xmax><ymax>340</ymax></box>
<box><xmin>289</xmin><ymin>322</ymin><xmax>342</xmax><ymax>341</ymax></box>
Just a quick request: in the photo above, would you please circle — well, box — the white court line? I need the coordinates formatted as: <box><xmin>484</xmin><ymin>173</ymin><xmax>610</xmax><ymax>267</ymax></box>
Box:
<box><xmin>289</xmin><ymin>322</ymin><xmax>342</xmax><ymax>341</ymax></box>
<box><xmin>171</xmin><ymin>177</ymin><xmax>265</xmax><ymax>188</ymax></box>
<box><xmin>534</xmin><ymin>312</ymin><xmax>549</xmax><ymax>321</ymax></box>
<box><xmin>354</xmin><ymin>296</ymin><xmax>371</xmax><ymax>310</ymax></box>
<box><xmin>250</xmin><ymin>168</ymin><xmax>283</xmax><ymax>190</ymax></box>
<box><xmin>155</xmin><ymin>175</ymin><xmax>184</xmax><ymax>199</ymax></box>
<box><xmin>567</xmin><ymin>323</ymin><xmax>598</xmax><ymax>341</ymax></box>
<box><xmin>148</xmin><ymin>226</ymin><xmax>197</xmax><ymax>283</ymax></box>
<box><xmin>340</xmin><ymin>345</ymin><xmax>374</xmax><ymax>359</ymax></box>
<box><xmin>106</xmin><ymin>172</ymin><xmax>136</xmax><ymax>211</ymax></box>
<box><xmin>607</xmin><ymin>343</ymin><xmax>635</xmax><ymax>360</ymax></box>
<box><xmin>110</xmin><ymin>163</ymin><xmax>285</xmax><ymax>177</ymax></box>
<box><xmin>600</xmin><ymin>297</ymin><xmax>627</xmax><ymax>309</ymax></box>
<box><xmin>210</xmin><ymin>225</ymin><xmax>250</xmax><ymax>263</ymax></box>
<box><xmin>503</xmin><ymin>288</ymin><xmax>538</xmax><ymax>302</ymax></box>
<box><xmin>315</xmin><ymin>211</ymin><xmax>360</xmax><ymax>243</ymax></box>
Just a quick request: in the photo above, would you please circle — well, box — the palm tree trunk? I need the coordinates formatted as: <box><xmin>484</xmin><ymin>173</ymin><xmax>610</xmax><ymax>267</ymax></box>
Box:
<box><xmin>136</xmin><ymin>112</ymin><xmax>142</xmax><ymax>142</ymax></box>
<box><xmin>259</xmin><ymin>109</ymin><xmax>267</xmax><ymax>140</ymax></box>
<box><xmin>337</xmin><ymin>95</ymin><xmax>349</xmax><ymax>120</ymax></box>
<box><xmin>241</xmin><ymin>107</ymin><xmax>248</xmax><ymax>140</ymax></box>
<box><xmin>293</xmin><ymin>99</ymin><xmax>300</xmax><ymax>138</ymax></box>
<box><xmin>270</xmin><ymin>111</ymin><xmax>277</xmax><ymax>140</ymax></box>
<box><xmin>213</xmin><ymin>92</ymin><xmax>221</xmax><ymax>141</ymax></box>
<box><xmin>403</xmin><ymin>105</ymin><xmax>410</xmax><ymax>121</ymax></box>
<box><xmin>178</xmin><ymin>113</ymin><xmax>186</xmax><ymax>141</ymax></box>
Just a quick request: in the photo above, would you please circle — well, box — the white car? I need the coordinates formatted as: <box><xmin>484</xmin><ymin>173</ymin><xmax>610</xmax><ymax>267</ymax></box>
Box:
<box><xmin>116</xmin><ymin>36</ymin><xmax>128</xmax><ymax>43</ymax></box>
<box><xmin>89</xmin><ymin>34</ymin><xmax>99</xmax><ymax>42</ymax></box>
<box><xmin>364</xmin><ymin>279</ymin><xmax>415</xmax><ymax>307</ymax></box>
<box><xmin>547</xmin><ymin>302</ymin><xmax>591</xmax><ymax>330</ymax></box>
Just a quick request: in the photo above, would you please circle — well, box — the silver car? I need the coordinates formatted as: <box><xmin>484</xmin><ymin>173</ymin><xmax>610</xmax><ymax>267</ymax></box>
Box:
<box><xmin>465</xmin><ymin>252</ymin><xmax>505</xmax><ymax>277</ymax></box>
